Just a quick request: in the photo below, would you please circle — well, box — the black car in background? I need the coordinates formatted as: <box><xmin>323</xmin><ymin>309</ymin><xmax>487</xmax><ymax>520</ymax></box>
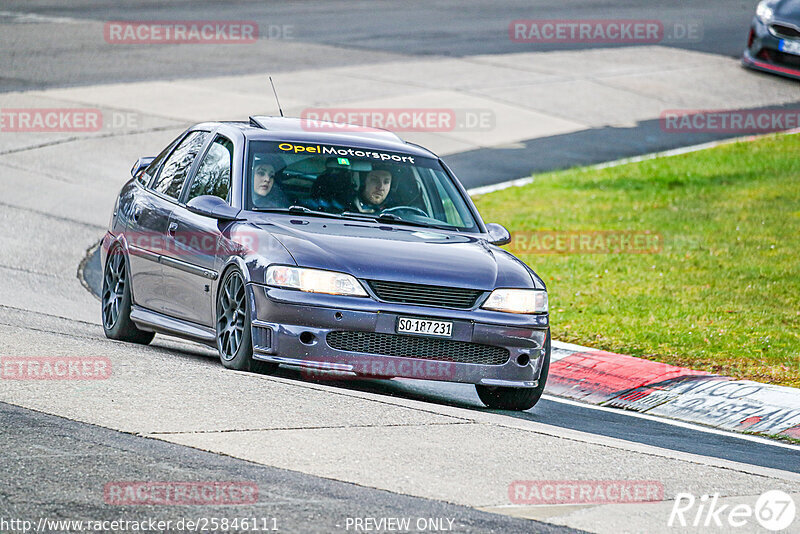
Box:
<box><xmin>743</xmin><ymin>0</ymin><xmax>800</xmax><ymax>80</ymax></box>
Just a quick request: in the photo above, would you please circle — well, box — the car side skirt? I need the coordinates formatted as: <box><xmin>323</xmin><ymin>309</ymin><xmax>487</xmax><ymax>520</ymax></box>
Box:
<box><xmin>130</xmin><ymin>305</ymin><xmax>217</xmax><ymax>346</ymax></box>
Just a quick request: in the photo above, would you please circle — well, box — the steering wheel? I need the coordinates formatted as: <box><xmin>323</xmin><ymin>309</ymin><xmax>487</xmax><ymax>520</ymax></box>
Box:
<box><xmin>380</xmin><ymin>205</ymin><xmax>428</xmax><ymax>218</ymax></box>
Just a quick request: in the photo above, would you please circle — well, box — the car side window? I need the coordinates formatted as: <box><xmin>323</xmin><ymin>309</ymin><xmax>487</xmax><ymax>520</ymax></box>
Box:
<box><xmin>431</xmin><ymin>175</ymin><xmax>465</xmax><ymax>227</ymax></box>
<box><xmin>186</xmin><ymin>136</ymin><xmax>233</xmax><ymax>203</ymax></box>
<box><xmin>142</xmin><ymin>134</ymin><xmax>183</xmax><ymax>187</ymax></box>
<box><xmin>134</xmin><ymin>165</ymin><xmax>150</xmax><ymax>186</ymax></box>
<box><xmin>151</xmin><ymin>131</ymin><xmax>208</xmax><ymax>200</ymax></box>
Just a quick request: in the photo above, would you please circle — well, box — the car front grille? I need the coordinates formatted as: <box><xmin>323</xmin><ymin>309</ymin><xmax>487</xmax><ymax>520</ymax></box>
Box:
<box><xmin>770</xmin><ymin>23</ymin><xmax>800</xmax><ymax>40</ymax></box>
<box><xmin>326</xmin><ymin>331</ymin><xmax>510</xmax><ymax>365</ymax></box>
<box><xmin>758</xmin><ymin>47</ymin><xmax>800</xmax><ymax>68</ymax></box>
<box><xmin>774</xmin><ymin>49</ymin><xmax>800</xmax><ymax>67</ymax></box>
<box><xmin>366</xmin><ymin>280</ymin><xmax>484</xmax><ymax>309</ymax></box>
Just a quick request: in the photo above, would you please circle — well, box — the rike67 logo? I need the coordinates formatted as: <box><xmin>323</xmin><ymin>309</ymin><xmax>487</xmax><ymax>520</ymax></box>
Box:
<box><xmin>669</xmin><ymin>490</ymin><xmax>796</xmax><ymax>531</ymax></box>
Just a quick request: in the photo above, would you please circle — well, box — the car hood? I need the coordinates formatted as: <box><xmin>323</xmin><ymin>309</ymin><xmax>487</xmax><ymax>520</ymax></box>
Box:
<box><xmin>250</xmin><ymin>218</ymin><xmax>539</xmax><ymax>290</ymax></box>
<box><xmin>775</xmin><ymin>0</ymin><xmax>800</xmax><ymax>23</ymax></box>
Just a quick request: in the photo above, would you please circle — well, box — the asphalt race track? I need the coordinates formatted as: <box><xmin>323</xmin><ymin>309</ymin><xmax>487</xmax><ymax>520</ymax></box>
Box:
<box><xmin>1</xmin><ymin>402</ymin><xmax>571</xmax><ymax>534</ymax></box>
<box><xmin>0</xmin><ymin>0</ymin><xmax>760</xmax><ymax>91</ymax></box>
<box><xmin>1</xmin><ymin>2</ymin><xmax>800</xmax><ymax>533</ymax></box>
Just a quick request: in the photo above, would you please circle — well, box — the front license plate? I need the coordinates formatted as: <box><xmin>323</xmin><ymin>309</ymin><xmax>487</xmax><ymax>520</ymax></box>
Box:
<box><xmin>779</xmin><ymin>39</ymin><xmax>800</xmax><ymax>56</ymax></box>
<box><xmin>397</xmin><ymin>317</ymin><xmax>453</xmax><ymax>338</ymax></box>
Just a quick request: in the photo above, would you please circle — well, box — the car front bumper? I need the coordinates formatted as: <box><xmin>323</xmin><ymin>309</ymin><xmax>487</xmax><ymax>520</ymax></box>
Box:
<box><xmin>247</xmin><ymin>283</ymin><xmax>550</xmax><ymax>388</ymax></box>
<box><xmin>742</xmin><ymin>17</ymin><xmax>800</xmax><ymax>80</ymax></box>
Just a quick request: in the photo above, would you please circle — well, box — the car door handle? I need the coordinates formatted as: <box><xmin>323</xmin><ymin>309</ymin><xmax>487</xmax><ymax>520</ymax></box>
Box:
<box><xmin>131</xmin><ymin>204</ymin><xmax>142</xmax><ymax>223</ymax></box>
<box><xmin>168</xmin><ymin>222</ymin><xmax>178</xmax><ymax>236</ymax></box>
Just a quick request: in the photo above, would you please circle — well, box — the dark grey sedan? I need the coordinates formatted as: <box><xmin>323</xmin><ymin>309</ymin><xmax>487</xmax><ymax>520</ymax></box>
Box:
<box><xmin>102</xmin><ymin>116</ymin><xmax>550</xmax><ymax>410</ymax></box>
<box><xmin>743</xmin><ymin>0</ymin><xmax>800</xmax><ymax>80</ymax></box>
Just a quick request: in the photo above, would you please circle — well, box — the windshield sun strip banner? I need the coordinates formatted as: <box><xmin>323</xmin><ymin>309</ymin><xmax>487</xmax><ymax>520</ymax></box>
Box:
<box><xmin>275</xmin><ymin>142</ymin><xmax>417</xmax><ymax>164</ymax></box>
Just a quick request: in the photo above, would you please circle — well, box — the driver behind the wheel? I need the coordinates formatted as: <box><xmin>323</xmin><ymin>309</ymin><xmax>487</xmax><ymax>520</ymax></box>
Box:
<box><xmin>352</xmin><ymin>169</ymin><xmax>392</xmax><ymax>213</ymax></box>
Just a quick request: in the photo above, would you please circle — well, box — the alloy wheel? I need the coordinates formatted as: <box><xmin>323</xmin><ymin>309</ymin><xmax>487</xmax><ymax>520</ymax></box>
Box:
<box><xmin>102</xmin><ymin>252</ymin><xmax>126</xmax><ymax>329</ymax></box>
<box><xmin>217</xmin><ymin>272</ymin><xmax>246</xmax><ymax>361</ymax></box>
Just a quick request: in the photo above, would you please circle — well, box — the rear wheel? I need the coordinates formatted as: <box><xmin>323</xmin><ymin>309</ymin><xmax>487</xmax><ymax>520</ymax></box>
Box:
<box><xmin>476</xmin><ymin>330</ymin><xmax>550</xmax><ymax>411</ymax></box>
<box><xmin>216</xmin><ymin>268</ymin><xmax>277</xmax><ymax>374</ymax></box>
<box><xmin>101</xmin><ymin>246</ymin><xmax>155</xmax><ymax>344</ymax></box>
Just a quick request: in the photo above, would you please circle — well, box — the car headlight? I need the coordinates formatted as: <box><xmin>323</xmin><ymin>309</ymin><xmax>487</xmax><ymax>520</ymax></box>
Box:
<box><xmin>481</xmin><ymin>289</ymin><xmax>548</xmax><ymax>314</ymax></box>
<box><xmin>756</xmin><ymin>0</ymin><xmax>776</xmax><ymax>23</ymax></box>
<box><xmin>265</xmin><ymin>265</ymin><xmax>368</xmax><ymax>297</ymax></box>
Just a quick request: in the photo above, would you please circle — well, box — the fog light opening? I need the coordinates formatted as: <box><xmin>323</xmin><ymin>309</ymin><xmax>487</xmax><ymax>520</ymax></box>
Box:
<box><xmin>516</xmin><ymin>353</ymin><xmax>531</xmax><ymax>366</ymax></box>
<box><xmin>299</xmin><ymin>332</ymin><xmax>317</xmax><ymax>345</ymax></box>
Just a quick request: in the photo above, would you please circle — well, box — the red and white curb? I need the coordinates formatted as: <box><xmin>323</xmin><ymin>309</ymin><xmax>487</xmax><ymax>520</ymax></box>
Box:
<box><xmin>548</xmin><ymin>340</ymin><xmax>800</xmax><ymax>440</ymax></box>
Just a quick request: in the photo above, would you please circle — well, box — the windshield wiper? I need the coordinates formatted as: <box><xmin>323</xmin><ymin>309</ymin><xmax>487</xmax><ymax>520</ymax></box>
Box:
<box><xmin>253</xmin><ymin>206</ymin><xmax>352</xmax><ymax>220</ymax></box>
<box><xmin>343</xmin><ymin>211</ymin><xmax>401</xmax><ymax>222</ymax></box>
<box><xmin>254</xmin><ymin>206</ymin><xmax>459</xmax><ymax>230</ymax></box>
<box><xmin>342</xmin><ymin>212</ymin><xmax>460</xmax><ymax>231</ymax></box>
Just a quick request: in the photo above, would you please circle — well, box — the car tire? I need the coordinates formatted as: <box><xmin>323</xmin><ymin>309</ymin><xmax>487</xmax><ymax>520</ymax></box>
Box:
<box><xmin>101</xmin><ymin>246</ymin><xmax>155</xmax><ymax>345</ymax></box>
<box><xmin>475</xmin><ymin>330</ymin><xmax>550</xmax><ymax>411</ymax></box>
<box><xmin>216</xmin><ymin>268</ymin><xmax>278</xmax><ymax>374</ymax></box>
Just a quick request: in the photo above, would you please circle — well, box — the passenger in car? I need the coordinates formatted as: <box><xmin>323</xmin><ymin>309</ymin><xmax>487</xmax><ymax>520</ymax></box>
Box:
<box><xmin>351</xmin><ymin>168</ymin><xmax>393</xmax><ymax>213</ymax></box>
<box><xmin>251</xmin><ymin>155</ymin><xmax>289</xmax><ymax>208</ymax></box>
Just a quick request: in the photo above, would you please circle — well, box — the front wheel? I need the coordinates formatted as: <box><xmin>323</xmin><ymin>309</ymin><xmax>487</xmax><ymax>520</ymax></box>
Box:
<box><xmin>476</xmin><ymin>330</ymin><xmax>550</xmax><ymax>411</ymax></box>
<box><xmin>216</xmin><ymin>268</ymin><xmax>277</xmax><ymax>374</ymax></box>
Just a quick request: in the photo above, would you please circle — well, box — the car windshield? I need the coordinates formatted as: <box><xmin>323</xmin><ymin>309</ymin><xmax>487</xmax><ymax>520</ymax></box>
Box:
<box><xmin>244</xmin><ymin>141</ymin><xmax>478</xmax><ymax>231</ymax></box>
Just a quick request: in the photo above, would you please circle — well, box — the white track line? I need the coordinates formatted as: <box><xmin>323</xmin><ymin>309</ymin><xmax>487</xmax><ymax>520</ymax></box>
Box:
<box><xmin>466</xmin><ymin>128</ymin><xmax>800</xmax><ymax>196</ymax></box>
<box><xmin>542</xmin><ymin>394</ymin><xmax>800</xmax><ymax>452</ymax></box>
<box><xmin>0</xmin><ymin>10</ymin><xmax>82</xmax><ymax>24</ymax></box>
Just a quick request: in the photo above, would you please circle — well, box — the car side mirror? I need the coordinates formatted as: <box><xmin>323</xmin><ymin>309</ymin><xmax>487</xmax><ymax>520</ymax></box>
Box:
<box><xmin>131</xmin><ymin>156</ymin><xmax>155</xmax><ymax>178</ymax></box>
<box><xmin>186</xmin><ymin>195</ymin><xmax>242</xmax><ymax>221</ymax></box>
<box><xmin>486</xmin><ymin>223</ymin><xmax>511</xmax><ymax>246</ymax></box>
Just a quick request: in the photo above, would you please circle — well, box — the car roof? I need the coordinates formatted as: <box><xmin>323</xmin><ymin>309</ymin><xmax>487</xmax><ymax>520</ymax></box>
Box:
<box><xmin>209</xmin><ymin>116</ymin><xmax>438</xmax><ymax>159</ymax></box>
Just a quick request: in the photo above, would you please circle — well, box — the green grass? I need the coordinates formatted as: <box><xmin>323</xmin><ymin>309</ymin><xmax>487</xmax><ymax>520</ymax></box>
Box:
<box><xmin>472</xmin><ymin>133</ymin><xmax>800</xmax><ymax>388</ymax></box>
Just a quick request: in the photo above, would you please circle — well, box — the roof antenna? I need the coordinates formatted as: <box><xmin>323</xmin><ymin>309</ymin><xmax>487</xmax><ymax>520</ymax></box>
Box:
<box><xmin>269</xmin><ymin>76</ymin><xmax>284</xmax><ymax>117</ymax></box>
